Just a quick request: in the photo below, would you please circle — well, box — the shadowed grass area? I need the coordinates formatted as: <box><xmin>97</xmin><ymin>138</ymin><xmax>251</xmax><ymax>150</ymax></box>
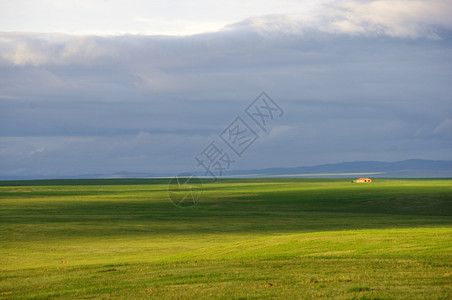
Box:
<box><xmin>0</xmin><ymin>178</ymin><xmax>451</xmax><ymax>298</ymax></box>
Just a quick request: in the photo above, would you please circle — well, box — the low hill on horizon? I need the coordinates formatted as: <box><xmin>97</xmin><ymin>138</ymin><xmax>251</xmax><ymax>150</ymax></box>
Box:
<box><xmin>1</xmin><ymin>159</ymin><xmax>451</xmax><ymax>180</ymax></box>
<box><xmin>222</xmin><ymin>159</ymin><xmax>452</xmax><ymax>178</ymax></box>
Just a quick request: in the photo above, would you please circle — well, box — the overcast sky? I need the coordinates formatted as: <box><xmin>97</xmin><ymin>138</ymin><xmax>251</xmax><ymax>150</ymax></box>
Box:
<box><xmin>1</xmin><ymin>0</ymin><xmax>452</xmax><ymax>179</ymax></box>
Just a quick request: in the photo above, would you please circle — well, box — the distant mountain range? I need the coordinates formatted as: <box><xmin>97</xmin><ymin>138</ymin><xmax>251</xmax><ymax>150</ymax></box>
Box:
<box><xmin>1</xmin><ymin>159</ymin><xmax>451</xmax><ymax>181</ymax></box>
<box><xmin>220</xmin><ymin>159</ymin><xmax>452</xmax><ymax>178</ymax></box>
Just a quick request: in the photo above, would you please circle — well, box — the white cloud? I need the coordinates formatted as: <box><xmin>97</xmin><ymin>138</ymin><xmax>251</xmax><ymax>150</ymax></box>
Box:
<box><xmin>2</xmin><ymin>41</ymin><xmax>47</xmax><ymax>66</ymax></box>
<box><xmin>3</xmin><ymin>0</ymin><xmax>451</xmax><ymax>38</ymax></box>
<box><xmin>0</xmin><ymin>34</ymin><xmax>118</xmax><ymax>66</ymax></box>
<box><xmin>0</xmin><ymin>0</ymin><xmax>328</xmax><ymax>36</ymax></box>
<box><xmin>330</xmin><ymin>0</ymin><xmax>452</xmax><ymax>38</ymax></box>
<box><xmin>132</xmin><ymin>17</ymin><xmax>226</xmax><ymax>36</ymax></box>
<box><xmin>2</xmin><ymin>1</ymin><xmax>452</xmax><ymax>68</ymax></box>
<box><xmin>226</xmin><ymin>0</ymin><xmax>452</xmax><ymax>39</ymax></box>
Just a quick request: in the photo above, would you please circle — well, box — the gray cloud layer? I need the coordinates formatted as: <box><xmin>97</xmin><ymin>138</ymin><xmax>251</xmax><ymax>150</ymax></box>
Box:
<box><xmin>1</xmin><ymin>3</ymin><xmax>452</xmax><ymax>179</ymax></box>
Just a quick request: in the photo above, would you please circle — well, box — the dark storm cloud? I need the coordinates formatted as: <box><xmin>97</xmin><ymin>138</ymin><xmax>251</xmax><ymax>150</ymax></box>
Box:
<box><xmin>1</xmin><ymin>13</ymin><xmax>452</xmax><ymax>178</ymax></box>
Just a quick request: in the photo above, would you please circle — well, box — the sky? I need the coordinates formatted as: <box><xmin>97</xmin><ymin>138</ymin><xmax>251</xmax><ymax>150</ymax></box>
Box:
<box><xmin>1</xmin><ymin>0</ymin><xmax>452</xmax><ymax>179</ymax></box>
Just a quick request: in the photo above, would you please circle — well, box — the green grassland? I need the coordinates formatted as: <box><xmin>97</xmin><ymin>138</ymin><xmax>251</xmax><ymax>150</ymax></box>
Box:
<box><xmin>0</xmin><ymin>178</ymin><xmax>451</xmax><ymax>299</ymax></box>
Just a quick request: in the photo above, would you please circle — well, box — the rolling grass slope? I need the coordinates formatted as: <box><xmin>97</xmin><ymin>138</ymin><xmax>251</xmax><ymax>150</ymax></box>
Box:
<box><xmin>0</xmin><ymin>178</ymin><xmax>451</xmax><ymax>299</ymax></box>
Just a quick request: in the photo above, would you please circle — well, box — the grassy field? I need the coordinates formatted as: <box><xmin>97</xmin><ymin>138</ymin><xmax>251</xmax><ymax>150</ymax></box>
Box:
<box><xmin>0</xmin><ymin>178</ymin><xmax>451</xmax><ymax>299</ymax></box>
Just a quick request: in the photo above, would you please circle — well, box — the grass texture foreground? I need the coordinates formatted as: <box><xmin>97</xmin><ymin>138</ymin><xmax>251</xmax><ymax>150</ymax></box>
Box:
<box><xmin>0</xmin><ymin>178</ymin><xmax>451</xmax><ymax>299</ymax></box>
